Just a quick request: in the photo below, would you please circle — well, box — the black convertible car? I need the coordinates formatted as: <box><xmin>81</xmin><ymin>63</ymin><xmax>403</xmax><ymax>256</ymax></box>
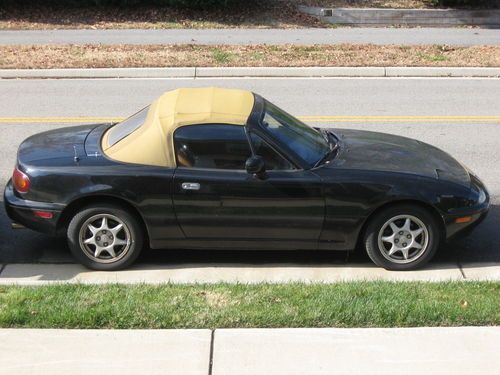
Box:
<box><xmin>4</xmin><ymin>87</ymin><xmax>489</xmax><ymax>270</ymax></box>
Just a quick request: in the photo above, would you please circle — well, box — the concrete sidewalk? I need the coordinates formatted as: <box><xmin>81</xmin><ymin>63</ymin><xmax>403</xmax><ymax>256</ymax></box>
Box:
<box><xmin>0</xmin><ymin>28</ymin><xmax>499</xmax><ymax>46</ymax></box>
<box><xmin>0</xmin><ymin>327</ymin><xmax>498</xmax><ymax>374</ymax></box>
<box><xmin>0</xmin><ymin>262</ymin><xmax>498</xmax><ymax>284</ymax></box>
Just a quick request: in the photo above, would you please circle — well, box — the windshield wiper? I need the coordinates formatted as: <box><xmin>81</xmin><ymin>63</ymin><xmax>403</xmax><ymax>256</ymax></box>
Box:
<box><xmin>314</xmin><ymin>129</ymin><xmax>340</xmax><ymax>168</ymax></box>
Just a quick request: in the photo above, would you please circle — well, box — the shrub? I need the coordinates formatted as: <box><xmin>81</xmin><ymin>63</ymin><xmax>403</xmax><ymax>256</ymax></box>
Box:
<box><xmin>430</xmin><ymin>0</ymin><xmax>499</xmax><ymax>7</ymax></box>
<box><xmin>0</xmin><ymin>0</ymin><xmax>235</xmax><ymax>8</ymax></box>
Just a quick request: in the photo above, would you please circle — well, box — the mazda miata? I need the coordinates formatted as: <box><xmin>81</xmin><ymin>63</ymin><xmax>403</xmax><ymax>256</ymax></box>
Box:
<box><xmin>4</xmin><ymin>87</ymin><xmax>489</xmax><ymax>270</ymax></box>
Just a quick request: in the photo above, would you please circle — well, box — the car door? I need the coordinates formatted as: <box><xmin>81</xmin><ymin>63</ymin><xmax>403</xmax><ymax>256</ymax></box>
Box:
<box><xmin>171</xmin><ymin>124</ymin><xmax>325</xmax><ymax>249</ymax></box>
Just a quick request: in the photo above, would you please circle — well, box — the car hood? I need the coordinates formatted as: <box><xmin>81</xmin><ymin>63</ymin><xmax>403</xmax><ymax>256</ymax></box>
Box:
<box><xmin>328</xmin><ymin>129</ymin><xmax>470</xmax><ymax>187</ymax></box>
<box><xmin>18</xmin><ymin>124</ymin><xmax>99</xmax><ymax>165</ymax></box>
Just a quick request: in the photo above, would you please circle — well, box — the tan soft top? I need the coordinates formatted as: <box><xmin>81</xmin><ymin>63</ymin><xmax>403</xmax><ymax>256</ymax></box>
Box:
<box><xmin>102</xmin><ymin>87</ymin><xmax>255</xmax><ymax>167</ymax></box>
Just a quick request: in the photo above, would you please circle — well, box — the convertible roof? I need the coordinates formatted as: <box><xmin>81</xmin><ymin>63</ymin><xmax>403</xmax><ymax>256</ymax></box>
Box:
<box><xmin>102</xmin><ymin>87</ymin><xmax>255</xmax><ymax>167</ymax></box>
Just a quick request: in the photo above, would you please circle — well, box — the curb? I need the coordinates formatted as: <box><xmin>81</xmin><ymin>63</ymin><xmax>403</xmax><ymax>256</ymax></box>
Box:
<box><xmin>298</xmin><ymin>6</ymin><xmax>500</xmax><ymax>27</ymax></box>
<box><xmin>0</xmin><ymin>262</ymin><xmax>499</xmax><ymax>284</ymax></box>
<box><xmin>1</xmin><ymin>67</ymin><xmax>499</xmax><ymax>79</ymax></box>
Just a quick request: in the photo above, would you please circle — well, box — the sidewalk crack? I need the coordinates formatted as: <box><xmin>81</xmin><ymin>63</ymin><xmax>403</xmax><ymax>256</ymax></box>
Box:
<box><xmin>0</xmin><ymin>264</ymin><xmax>6</xmax><ymax>276</ymax></box>
<box><xmin>208</xmin><ymin>329</ymin><xmax>215</xmax><ymax>375</ymax></box>
<box><xmin>456</xmin><ymin>257</ymin><xmax>467</xmax><ymax>280</ymax></box>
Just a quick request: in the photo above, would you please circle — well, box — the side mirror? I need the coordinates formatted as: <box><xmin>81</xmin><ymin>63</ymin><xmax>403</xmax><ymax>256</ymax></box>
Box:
<box><xmin>245</xmin><ymin>155</ymin><xmax>266</xmax><ymax>178</ymax></box>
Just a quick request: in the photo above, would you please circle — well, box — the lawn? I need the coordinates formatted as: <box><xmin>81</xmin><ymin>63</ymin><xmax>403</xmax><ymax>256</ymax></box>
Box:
<box><xmin>0</xmin><ymin>281</ymin><xmax>498</xmax><ymax>329</ymax></box>
<box><xmin>2</xmin><ymin>44</ymin><xmax>499</xmax><ymax>69</ymax></box>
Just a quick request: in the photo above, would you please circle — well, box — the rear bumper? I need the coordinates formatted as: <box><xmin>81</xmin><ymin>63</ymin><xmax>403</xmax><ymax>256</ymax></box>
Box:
<box><xmin>4</xmin><ymin>179</ymin><xmax>64</xmax><ymax>235</ymax></box>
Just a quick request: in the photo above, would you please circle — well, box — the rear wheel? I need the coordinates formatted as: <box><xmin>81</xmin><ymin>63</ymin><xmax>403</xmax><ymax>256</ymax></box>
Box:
<box><xmin>67</xmin><ymin>204</ymin><xmax>143</xmax><ymax>270</ymax></box>
<box><xmin>363</xmin><ymin>204</ymin><xmax>441</xmax><ymax>270</ymax></box>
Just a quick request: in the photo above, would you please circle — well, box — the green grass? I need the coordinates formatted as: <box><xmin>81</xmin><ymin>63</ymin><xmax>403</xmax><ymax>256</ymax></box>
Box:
<box><xmin>416</xmin><ymin>52</ymin><xmax>449</xmax><ymax>62</ymax></box>
<box><xmin>0</xmin><ymin>282</ymin><xmax>498</xmax><ymax>329</ymax></box>
<box><xmin>210</xmin><ymin>47</ymin><xmax>234</xmax><ymax>64</ymax></box>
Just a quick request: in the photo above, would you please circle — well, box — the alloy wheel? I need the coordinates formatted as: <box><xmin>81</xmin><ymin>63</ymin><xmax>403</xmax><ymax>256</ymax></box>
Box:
<box><xmin>377</xmin><ymin>214</ymin><xmax>429</xmax><ymax>264</ymax></box>
<box><xmin>78</xmin><ymin>213</ymin><xmax>131</xmax><ymax>264</ymax></box>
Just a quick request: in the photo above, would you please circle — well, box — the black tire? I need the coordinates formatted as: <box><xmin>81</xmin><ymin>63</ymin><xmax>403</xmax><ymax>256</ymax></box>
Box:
<box><xmin>363</xmin><ymin>204</ymin><xmax>441</xmax><ymax>271</ymax></box>
<box><xmin>67</xmin><ymin>204</ymin><xmax>144</xmax><ymax>271</ymax></box>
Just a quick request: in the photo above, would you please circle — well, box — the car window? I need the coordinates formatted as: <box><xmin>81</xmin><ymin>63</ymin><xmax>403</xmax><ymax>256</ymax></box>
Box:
<box><xmin>174</xmin><ymin>124</ymin><xmax>251</xmax><ymax>170</ymax></box>
<box><xmin>107</xmin><ymin>106</ymin><xmax>149</xmax><ymax>147</ymax></box>
<box><xmin>263</xmin><ymin>101</ymin><xmax>330</xmax><ymax>166</ymax></box>
<box><xmin>250</xmin><ymin>133</ymin><xmax>294</xmax><ymax>170</ymax></box>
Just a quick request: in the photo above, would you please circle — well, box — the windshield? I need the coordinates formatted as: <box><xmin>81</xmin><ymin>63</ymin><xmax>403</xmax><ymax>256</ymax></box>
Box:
<box><xmin>107</xmin><ymin>106</ymin><xmax>149</xmax><ymax>147</ymax></box>
<box><xmin>262</xmin><ymin>101</ymin><xmax>330</xmax><ymax>166</ymax></box>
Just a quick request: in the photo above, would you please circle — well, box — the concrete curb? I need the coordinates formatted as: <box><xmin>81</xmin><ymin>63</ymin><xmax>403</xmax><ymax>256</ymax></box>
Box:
<box><xmin>0</xmin><ymin>262</ymin><xmax>498</xmax><ymax>285</ymax></box>
<box><xmin>1</xmin><ymin>66</ymin><xmax>499</xmax><ymax>79</ymax></box>
<box><xmin>299</xmin><ymin>6</ymin><xmax>500</xmax><ymax>27</ymax></box>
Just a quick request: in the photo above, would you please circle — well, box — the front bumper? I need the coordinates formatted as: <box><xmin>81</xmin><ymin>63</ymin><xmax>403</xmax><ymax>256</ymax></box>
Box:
<box><xmin>443</xmin><ymin>175</ymin><xmax>490</xmax><ymax>240</ymax></box>
<box><xmin>4</xmin><ymin>179</ymin><xmax>64</xmax><ymax>235</ymax></box>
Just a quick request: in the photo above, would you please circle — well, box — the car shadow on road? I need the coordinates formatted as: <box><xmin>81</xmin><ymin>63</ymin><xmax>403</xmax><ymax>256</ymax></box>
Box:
<box><xmin>0</xmin><ymin>199</ymin><xmax>498</xmax><ymax>275</ymax></box>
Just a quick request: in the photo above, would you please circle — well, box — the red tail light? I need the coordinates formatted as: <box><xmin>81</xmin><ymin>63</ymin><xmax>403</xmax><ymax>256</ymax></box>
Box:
<box><xmin>13</xmin><ymin>168</ymin><xmax>30</xmax><ymax>193</ymax></box>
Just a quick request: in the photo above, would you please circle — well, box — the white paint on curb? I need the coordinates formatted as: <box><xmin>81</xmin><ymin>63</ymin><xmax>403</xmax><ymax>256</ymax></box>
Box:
<box><xmin>0</xmin><ymin>67</ymin><xmax>499</xmax><ymax>79</ymax></box>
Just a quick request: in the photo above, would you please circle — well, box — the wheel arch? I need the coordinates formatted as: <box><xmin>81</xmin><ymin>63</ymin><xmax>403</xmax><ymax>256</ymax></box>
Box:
<box><xmin>57</xmin><ymin>195</ymin><xmax>150</xmax><ymax>245</ymax></box>
<box><xmin>357</xmin><ymin>199</ymin><xmax>446</xmax><ymax>248</ymax></box>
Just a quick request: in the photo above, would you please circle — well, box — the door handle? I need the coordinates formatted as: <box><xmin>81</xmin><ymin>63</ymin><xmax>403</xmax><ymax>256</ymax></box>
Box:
<box><xmin>181</xmin><ymin>182</ymin><xmax>201</xmax><ymax>191</ymax></box>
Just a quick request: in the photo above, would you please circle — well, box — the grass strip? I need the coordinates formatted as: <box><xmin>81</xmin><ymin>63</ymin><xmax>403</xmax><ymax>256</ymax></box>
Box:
<box><xmin>1</xmin><ymin>44</ymin><xmax>498</xmax><ymax>69</ymax></box>
<box><xmin>0</xmin><ymin>281</ymin><xmax>498</xmax><ymax>329</ymax></box>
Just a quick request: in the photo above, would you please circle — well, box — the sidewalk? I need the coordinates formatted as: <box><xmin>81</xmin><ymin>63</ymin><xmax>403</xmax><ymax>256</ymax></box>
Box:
<box><xmin>0</xmin><ymin>262</ymin><xmax>498</xmax><ymax>284</ymax></box>
<box><xmin>0</xmin><ymin>327</ymin><xmax>498</xmax><ymax>375</ymax></box>
<box><xmin>0</xmin><ymin>28</ymin><xmax>499</xmax><ymax>46</ymax></box>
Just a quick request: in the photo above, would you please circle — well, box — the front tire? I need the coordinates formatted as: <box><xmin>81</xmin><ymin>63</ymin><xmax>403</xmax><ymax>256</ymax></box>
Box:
<box><xmin>67</xmin><ymin>204</ymin><xmax>144</xmax><ymax>270</ymax></box>
<box><xmin>363</xmin><ymin>204</ymin><xmax>441</xmax><ymax>271</ymax></box>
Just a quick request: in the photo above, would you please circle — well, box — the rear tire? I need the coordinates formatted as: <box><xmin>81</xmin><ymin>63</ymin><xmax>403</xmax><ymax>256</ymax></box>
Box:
<box><xmin>363</xmin><ymin>204</ymin><xmax>441</xmax><ymax>271</ymax></box>
<box><xmin>67</xmin><ymin>204</ymin><xmax>143</xmax><ymax>271</ymax></box>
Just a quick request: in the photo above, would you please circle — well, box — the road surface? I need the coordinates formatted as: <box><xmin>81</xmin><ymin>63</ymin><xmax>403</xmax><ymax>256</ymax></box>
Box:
<box><xmin>0</xmin><ymin>77</ymin><xmax>498</xmax><ymax>267</ymax></box>
<box><xmin>0</xmin><ymin>28</ymin><xmax>498</xmax><ymax>46</ymax></box>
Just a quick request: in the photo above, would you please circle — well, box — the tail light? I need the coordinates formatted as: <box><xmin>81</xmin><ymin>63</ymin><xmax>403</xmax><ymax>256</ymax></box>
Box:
<box><xmin>13</xmin><ymin>168</ymin><xmax>30</xmax><ymax>193</ymax></box>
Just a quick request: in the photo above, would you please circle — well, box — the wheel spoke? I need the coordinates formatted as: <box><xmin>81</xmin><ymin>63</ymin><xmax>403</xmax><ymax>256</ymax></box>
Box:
<box><xmin>402</xmin><ymin>218</ymin><xmax>411</xmax><ymax>231</ymax></box>
<box><xmin>106</xmin><ymin>246</ymin><xmax>116</xmax><ymax>258</ymax></box>
<box><xmin>411</xmin><ymin>228</ymin><xmax>424</xmax><ymax>238</ymax></box>
<box><xmin>88</xmin><ymin>223</ymin><xmax>99</xmax><ymax>235</ymax></box>
<box><xmin>388</xmin><ymin>246</ymin><xmax>398</xmax><ymax>256</ymax></box>
<box><xmin>94</xmin><ymin>245</ymin><xmax>104</xmax><ymax>258</ymax></box>
<box><xmin>389</xmin><ymin>222</ymin><xmax>400</xmax><ymax>233</ymax></box>
<box><xmin>401</xmin><ymin>248</ymin><xmax>409</xmax><ymax>260</ymax></box>
<box><xmin>110</xmin><ymin>223</ymin><xmax>123</xmax><ymax>235</ymax></box>
<box><xmin>114</xmin><ymin>238</ymin><xmax>128</xmax><ymax>246</ymax></box>
<box><xmin>412</xmin><ymin>242</ymin><xmax>423</xmax><ymax>250</ymax></box>
<box><xmin>381</xmin><ymin>235</ymin><xmax>394</xmax><ymax>243</ymax></box>
<box><xmin>100</xmin><ymin>216</ymin><xmax>109</xmax><ymax>230</ymax></box>
<box><xmin>84</xmin><ymin>237</ymin><xmax>96</xmax><ymax>245</ymax></box>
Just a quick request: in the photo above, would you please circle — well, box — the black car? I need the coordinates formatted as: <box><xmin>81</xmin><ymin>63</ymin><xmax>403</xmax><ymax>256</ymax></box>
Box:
<box><xmin>4</xmin><ymin>87</ymin><xmax>489</xmax><ymax>271</ymax></box>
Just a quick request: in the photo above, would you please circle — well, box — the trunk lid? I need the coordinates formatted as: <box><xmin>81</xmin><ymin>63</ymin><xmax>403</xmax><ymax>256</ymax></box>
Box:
<box><xmin>18</xmin><ymin>124</ymin><xmax>98</xmax><ymax>166</ymax></box>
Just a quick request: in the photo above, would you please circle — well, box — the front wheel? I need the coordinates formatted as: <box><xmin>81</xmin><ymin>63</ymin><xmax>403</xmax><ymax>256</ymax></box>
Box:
<box><xmin>67</xmin><ymin>204</ymin><xmax>144</xmax><ymax>270</ymax></box>
<box><xmin>363</xmin><ymin>205</ymin><xmax>441</xmax><ymax>270</ymax></box>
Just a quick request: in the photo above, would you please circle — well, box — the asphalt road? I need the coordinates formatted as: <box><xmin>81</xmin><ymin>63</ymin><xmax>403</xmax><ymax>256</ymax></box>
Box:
<box><xmin>0</xmin><ymin>77</ymin><xmax>498</xmax><ymax>266</ymax></box>
<box><xmin>0</xmin><ymin>28</ymin><xmax>499</xmax><ymax>46</ymax></box>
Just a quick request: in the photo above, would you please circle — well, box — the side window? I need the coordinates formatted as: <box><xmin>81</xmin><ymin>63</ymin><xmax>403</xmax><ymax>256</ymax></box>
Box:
<box><xmin>250</xmin><ymin>133</ymin><xmax>295</xmax><ymax>170</ymax></box>
<box><xmin>174</xmin><ymin>124</ymin><xmax>251</xmax><ymax>170</ymax></box>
